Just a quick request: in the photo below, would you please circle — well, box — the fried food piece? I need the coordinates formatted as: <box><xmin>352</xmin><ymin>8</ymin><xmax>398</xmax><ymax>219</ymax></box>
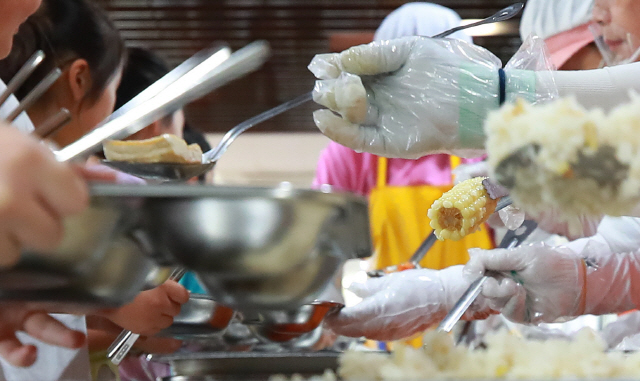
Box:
<box><xmin>103</xmin><ymin>134</ymin><xmax>203</xmax><ymax>164</ymax></box>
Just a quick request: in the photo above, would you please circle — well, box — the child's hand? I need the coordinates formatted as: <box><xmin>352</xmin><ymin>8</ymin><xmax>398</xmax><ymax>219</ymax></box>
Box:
<box><xmin>102</xmin><ymin>280</ymin><xmax>189</xmax><ymax>336</ymax></box>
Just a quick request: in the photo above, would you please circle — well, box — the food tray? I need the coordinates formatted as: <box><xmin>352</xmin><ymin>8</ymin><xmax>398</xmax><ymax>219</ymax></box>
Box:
<box><xmin>151</xmin><ymin>351</ymin><xmax>340</xmax><ymax>378</ymax></box>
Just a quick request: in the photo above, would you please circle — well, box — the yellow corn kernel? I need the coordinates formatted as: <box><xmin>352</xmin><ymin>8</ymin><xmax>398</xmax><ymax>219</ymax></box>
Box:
<box><xmin>428</xmin><ymin>177</ymin><xmax>497</xmax><ymax>241</ymax></box>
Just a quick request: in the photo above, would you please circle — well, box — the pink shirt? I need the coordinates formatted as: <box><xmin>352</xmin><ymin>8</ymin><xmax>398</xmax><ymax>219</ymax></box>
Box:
<box><xmin>313</xmin><ymin>142</ymin><xmax>483</xmax><ymax>197</ymax></box>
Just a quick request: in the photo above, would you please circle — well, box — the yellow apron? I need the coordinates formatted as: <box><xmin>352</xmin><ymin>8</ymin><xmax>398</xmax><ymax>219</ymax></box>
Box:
<box><xmin>368</xmin><ymin>156</ymin><xmax>494</xmax><ymax>347</ymax></box>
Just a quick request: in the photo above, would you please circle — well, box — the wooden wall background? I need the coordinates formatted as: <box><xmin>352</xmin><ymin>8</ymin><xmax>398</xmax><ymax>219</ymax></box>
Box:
<box><xmin>95</xmin><ymin>0</ymin><xmax>525</xmax><ymax>134</ymax></box>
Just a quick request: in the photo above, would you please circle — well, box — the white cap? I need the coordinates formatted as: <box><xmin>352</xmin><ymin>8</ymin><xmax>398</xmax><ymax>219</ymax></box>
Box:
<box><xmin>374</xmin><ymin>2</ymin><xmax>472</xmax><ymax>43</ymax></box>
<box><xmin>520</xmin><ymin>0</ymin><xmax>594</xmax><ymax>41</ymax></box>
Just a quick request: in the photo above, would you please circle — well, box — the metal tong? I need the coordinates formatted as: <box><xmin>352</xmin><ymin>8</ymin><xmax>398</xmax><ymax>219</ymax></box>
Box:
<box><xmin>437</xmin><ymin>219</ymin><xmax>539</xmax><ymax>332</ymax></box>
<box><xmin>0</xmin><ymin>50</ymin><xmax>71</xmax><ymax>137</ymax></box>
<box><xmin>54</xmin><ymin>40</ymin><xmax>271</xmax><ymax>163</ymax></box>
<box><xmin>367</xmin><ymin>195</ymin><xmax>514</xmax><ymax>278</ymax></box>
<box><xmin>107</xmin><ymin>267</ymin><xmax>187</xmax><ymax>365</ymax></box>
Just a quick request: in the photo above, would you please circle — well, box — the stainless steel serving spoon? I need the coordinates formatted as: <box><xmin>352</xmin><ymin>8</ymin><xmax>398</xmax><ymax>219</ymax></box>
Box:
<box><xmin>103</xmin><ymin>3</ymin><xmax>524</xmax><ymax>182</ymax></box>
<box><xmin>103</xmin><ymin>92</ymin><xmax>313</xmax><ymax>181</ymax></box>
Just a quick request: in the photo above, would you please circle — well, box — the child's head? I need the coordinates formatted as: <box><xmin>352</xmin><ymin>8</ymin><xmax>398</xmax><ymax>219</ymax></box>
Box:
<box><xmin>0</xmin><ymin>0</ymin><xmax>42</xmax><ymax>59</ymax></box>
<box><xmin>115</xmin><ymin>47</ymin><xmax>185</xmax><ymax>140</ymax></box>
<box><xmin>593</xmin><ymin>0</ymin><xmax>640</xmax><ymax>64</ymax></box>
<box><xmin>0</xmin><ymin>0</ymin><xmax>125</xmax><ymax>146</ymax></box>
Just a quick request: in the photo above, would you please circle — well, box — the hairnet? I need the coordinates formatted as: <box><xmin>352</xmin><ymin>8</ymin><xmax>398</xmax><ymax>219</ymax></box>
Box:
<box><xmin>374</xmin><ymin>2</ymin><xmax>472</xmax><ymax>43</ymax></box>
<box><xmin>520</xmin><ymin>0</ymin><xmax>594</xmax><ymax>41</ymax></box>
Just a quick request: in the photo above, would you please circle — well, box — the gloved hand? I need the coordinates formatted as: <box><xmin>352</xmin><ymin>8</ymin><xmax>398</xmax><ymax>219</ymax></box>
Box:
<box><xmin>487</xmin><ymin>206</ymin><xmax>602</xmax><ymax>240</ymax></box>
<box><xmin>465</xmin><ymin>230</ymin><xmax>640</xmax><ymax>325</ymax></box>
<box><xmin>452</xmin><ymin>161</ymin><xmax>489</xmax><ymax>184</ymax></box>
<box><xmin>463</xmin><ymin>243</ymin><xmax>586</xmax><ymax>324</ymax></box>
<box><xmin>309</xmin><ymin>37</ymin><xmax>546</xmax><ymax>159</ymax></box>
<box><xmin>324</xmin><ymin>266</ymin><xmax>496</xmax><ymax>341</ymax></box>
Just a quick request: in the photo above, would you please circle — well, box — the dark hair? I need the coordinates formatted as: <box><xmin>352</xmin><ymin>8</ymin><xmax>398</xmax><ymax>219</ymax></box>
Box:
<box><xmin>115</xmin><ymin>47</ymin><xmax>170</xmax><ymax>110</ymax></box>
<box><xmin>0</xmin><ymin>0</ymin><xmax>124</xmax><ymax>101</ymax></box>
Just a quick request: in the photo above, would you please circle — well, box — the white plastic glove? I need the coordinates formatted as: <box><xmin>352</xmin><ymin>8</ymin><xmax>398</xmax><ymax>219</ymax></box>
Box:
<box><xmin>324</xmin><ymin>266</ymin><xmax>496</xmax><ymax>341</ymax></box>
<box><xmin>452</xmin><ymin>161</ymin><xmax>489</xmax><ymax>185</ymax></box>
<box><xmin>465</xmin><ymin>230</ymin><xmax>640</xmax><ymax>325</ymax></box>
<box><xmin>488</xmin><ymin>208</ymin><xmax>602</xmax><ymax>240</ymax></box>
<box><xmin>309</xmin><ymin>37</ymin><xmax>547</xmax><ymax>159</ymax></box>
<box><xmin>463</xmin><ymin>243</ymin><xmax>586</xmax><ymax>324</ymax></box>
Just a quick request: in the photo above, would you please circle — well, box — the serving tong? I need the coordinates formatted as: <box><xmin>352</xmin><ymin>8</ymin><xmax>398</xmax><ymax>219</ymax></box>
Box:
<box><xmin>437</xmin><ymin>219</ymin><xmax>538</xmax><ymax>333</ymax></box>
<box><xmin>0</xmin><ymin>50</ymin><xmax>71</xmax><ymax>138</ymax></box>
<box><xmin>367</xmin><ymin>181</ymin><xmax>512</xmax><ymax>278</ymax></box>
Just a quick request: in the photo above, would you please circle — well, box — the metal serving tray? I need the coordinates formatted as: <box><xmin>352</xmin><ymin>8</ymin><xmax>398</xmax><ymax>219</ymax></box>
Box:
<box><xmin>151</xmin><ymin>351</ymin><xmax>340</xmax><ymax>378</ymax></box>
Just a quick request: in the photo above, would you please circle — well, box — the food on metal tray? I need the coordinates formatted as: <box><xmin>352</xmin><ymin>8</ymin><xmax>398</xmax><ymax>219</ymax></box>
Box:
<box><xmin>486</xmin><ymin>96</ymin><xmax>640</xmax><ymax>224</ymax></box>
<box><xmin>271</xmin><ymin>329</ymin><xmax>640</xmax><ymax>380</ymax></box>
<box><xmin>103</xmin><ymin>133</ymin><xmax>203</xmax><ymax>164</ymax></box>
<box><xmin>427</xmin><ymin>177</ymin><xmax>497</xmax><ymax>241</ymax></box>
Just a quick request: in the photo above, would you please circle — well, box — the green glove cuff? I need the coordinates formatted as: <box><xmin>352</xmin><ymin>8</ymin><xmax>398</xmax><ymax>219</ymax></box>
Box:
<box><xmin>458</xmin><ymin>63</ymin><xmax>499</xmax><ymax>150</ymax></box>
<box><xmin>458</xmin><ymin>67</ymin><xmax>538</xmax><ymax>150</ymax></box>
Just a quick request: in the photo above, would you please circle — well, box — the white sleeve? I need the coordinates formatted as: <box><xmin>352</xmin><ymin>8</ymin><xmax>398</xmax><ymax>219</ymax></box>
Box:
<box><xmin>540</xmin><ymin>62</ymin><xmax>640</xmax><ymax>111</ymax></box>
<box><xmin>566</xmin><ymin>216</ymin><xmax>640</xmax><ymax>254</ymax></box>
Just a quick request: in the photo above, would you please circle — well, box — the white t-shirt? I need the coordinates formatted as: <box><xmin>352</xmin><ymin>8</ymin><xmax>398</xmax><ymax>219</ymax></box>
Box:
<box><xmin>0</xmin><ymin>315</ymin><xmax>90</xmax><ymax>381</ymax></box>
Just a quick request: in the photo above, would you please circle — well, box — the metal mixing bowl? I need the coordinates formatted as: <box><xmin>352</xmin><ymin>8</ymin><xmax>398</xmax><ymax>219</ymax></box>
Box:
<box><xmin>94</xmin><ymin>183</ymin><xmax>371</xmax><ymax>311</ymax></box>
<box><xmin>0</xmin><ymin>192</ymin><xmax>166</xmax><ymax>307</ymax></box>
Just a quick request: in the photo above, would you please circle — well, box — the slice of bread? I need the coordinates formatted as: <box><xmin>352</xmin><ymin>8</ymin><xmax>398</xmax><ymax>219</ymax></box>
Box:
<box><xmin>103</xmin><ymin>134</ymin><xmax>203</xmax><ymax>164</ymax></box>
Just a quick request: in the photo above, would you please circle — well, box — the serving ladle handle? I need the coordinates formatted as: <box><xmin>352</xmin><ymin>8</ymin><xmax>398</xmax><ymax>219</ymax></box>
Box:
<box><xmin>431</xmin><ymin>3</ymin><xmax>524</xmax><ymax>39</ymax></box>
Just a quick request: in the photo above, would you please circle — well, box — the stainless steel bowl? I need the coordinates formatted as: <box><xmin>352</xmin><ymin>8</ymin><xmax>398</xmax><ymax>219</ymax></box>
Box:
<box><xmin>0</xmin><ymin>184</ymin><xmax>370</xmax><ymax>310</ymax></box>
<box><xmin>159</xmin><ymin>294</ymin><xmax>235</xmax><ymax>340</ymax></box>
<box><xmin>0</xmin><ymin>192</ymin><xmax>166</xmax><ymax>307</ymax></box>
<box><xmin>249</xmin><ymin>301</ymin><xmax>343</xmax><ymax>343</ymax></box>
<box><xmin>93</xmin><ymin>183</ymin><xmax>371</xmax><ymax>311</ymax></box>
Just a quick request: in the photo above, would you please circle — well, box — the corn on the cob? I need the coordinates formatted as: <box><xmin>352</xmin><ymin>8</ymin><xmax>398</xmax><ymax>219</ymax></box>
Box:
<box><xmin>427</xmin><ymin>177</ymin><xmax>497</xmax><ymax>241</ymax></box>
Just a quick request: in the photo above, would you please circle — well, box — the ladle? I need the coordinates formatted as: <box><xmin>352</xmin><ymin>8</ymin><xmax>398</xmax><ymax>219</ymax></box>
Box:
<box><xmin>103</xmin><ymin>3</ymin><xmax>524</xmax><ymax>182</ymax></box>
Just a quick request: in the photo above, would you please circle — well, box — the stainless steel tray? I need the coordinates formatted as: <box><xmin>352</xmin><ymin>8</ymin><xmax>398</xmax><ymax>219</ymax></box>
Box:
<box><xmin>151</xmin><ymin>351</ymin><xmax>340</xmax><ymax>378</ymax></box>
